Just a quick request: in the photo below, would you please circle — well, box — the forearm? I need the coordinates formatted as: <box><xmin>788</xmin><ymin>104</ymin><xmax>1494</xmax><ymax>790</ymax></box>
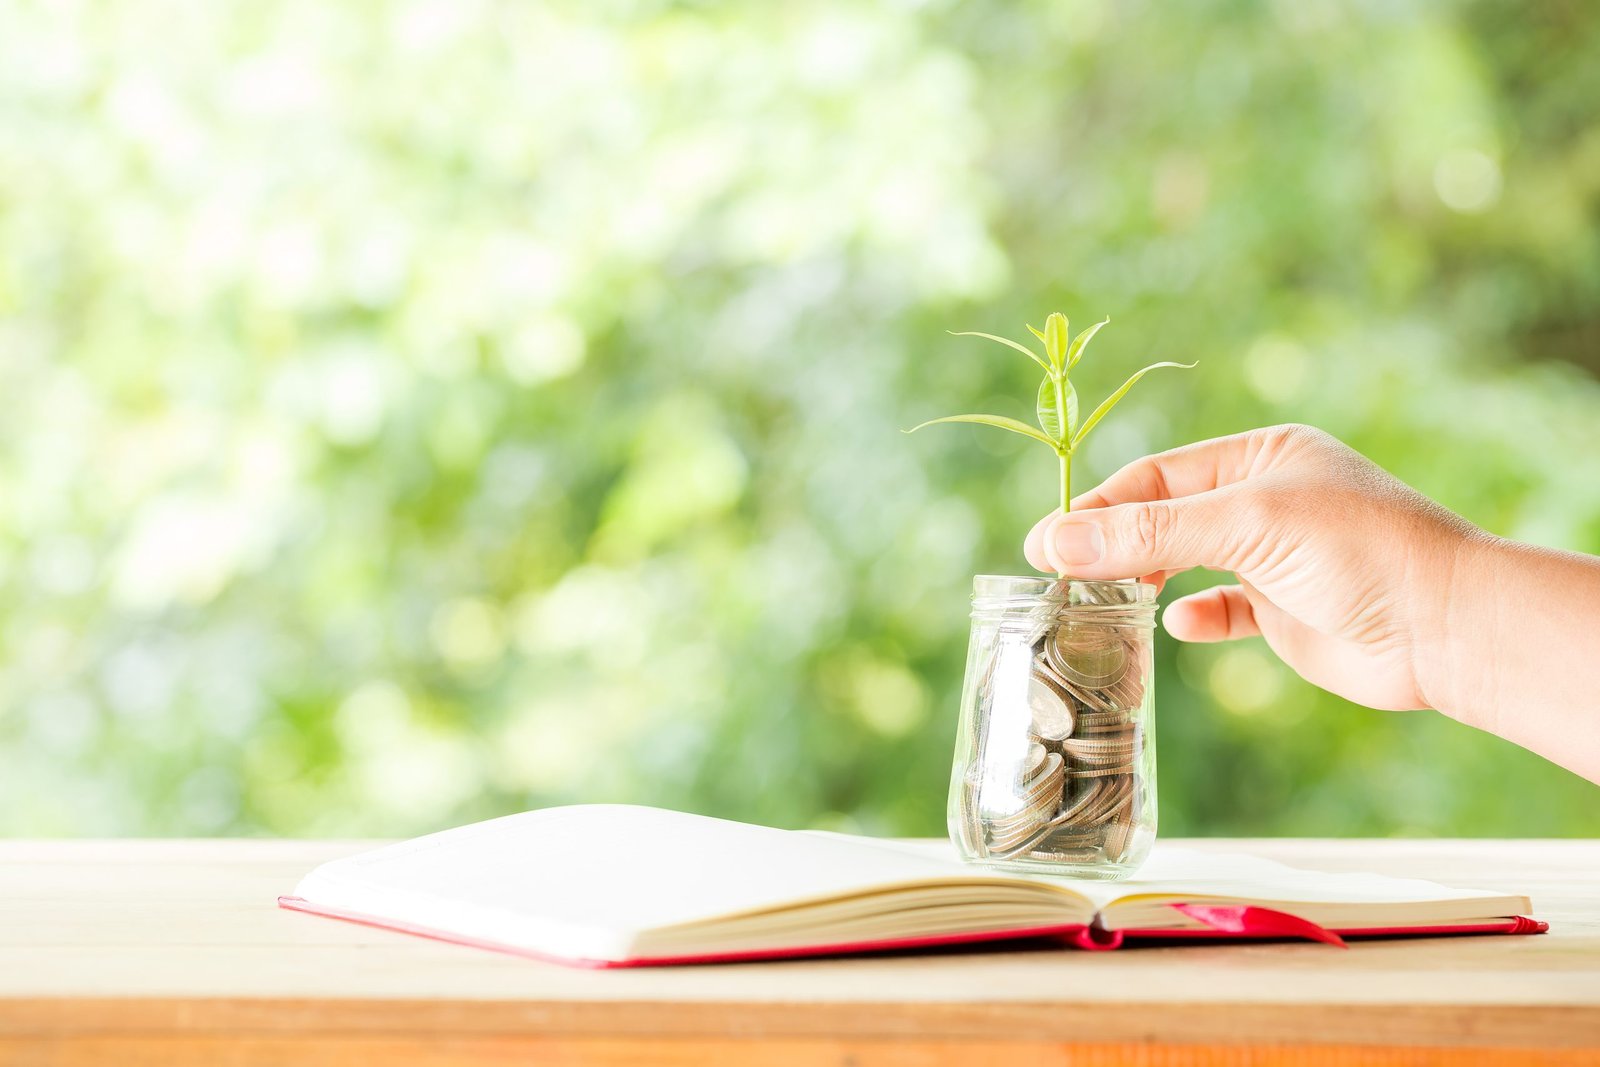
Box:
<box><xmin>1422</xmin><ymin>532</ymin><xmax>1600</xmax><ymax>782</ymax></box>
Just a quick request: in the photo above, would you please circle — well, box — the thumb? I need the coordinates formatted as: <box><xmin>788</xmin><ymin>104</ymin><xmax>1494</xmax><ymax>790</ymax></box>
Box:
<box><xmin>1041</xmin><ymin>487</ymin><xmax>1258</xmax><ymax>579</ymax></box>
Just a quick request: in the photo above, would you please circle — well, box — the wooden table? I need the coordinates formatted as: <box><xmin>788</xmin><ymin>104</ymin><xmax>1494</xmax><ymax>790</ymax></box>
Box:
<box><xmin>2</xmin><ymin>839</ymin><xmax>1598</xmax><ymax>1066</ymax></box>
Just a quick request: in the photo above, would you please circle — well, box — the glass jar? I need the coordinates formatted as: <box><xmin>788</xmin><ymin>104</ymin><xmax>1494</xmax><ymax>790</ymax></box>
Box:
<box><xmin>948</xmin><ymin>575</ymin><xmax>1158</xmax><ymax>879</ymax></box>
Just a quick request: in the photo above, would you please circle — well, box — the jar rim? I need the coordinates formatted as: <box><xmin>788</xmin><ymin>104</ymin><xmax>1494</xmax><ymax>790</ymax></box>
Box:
<box><xmin>970</xmin><ymin>574</ymin><xmax>1156</xmax><ymax>604</ymax></box>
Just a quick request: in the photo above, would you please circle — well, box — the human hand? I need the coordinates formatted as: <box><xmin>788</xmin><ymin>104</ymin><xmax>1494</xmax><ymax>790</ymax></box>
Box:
<box><xmin>1022</xmin><ymin>424</ymin><xmax>1481</xmax><ymax>714</ymax></box>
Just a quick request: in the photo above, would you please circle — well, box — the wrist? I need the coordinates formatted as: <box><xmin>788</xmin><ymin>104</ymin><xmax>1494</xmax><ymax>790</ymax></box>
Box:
<box><xmin>1416</xmin><ymin>531</ymin><xmax>1600</xmax><ymax>781</ymax></box>
<box><xmin>1410</xmin><ymin>523</ymin><xmax>1506</xmax><ymax>730</ymax></box>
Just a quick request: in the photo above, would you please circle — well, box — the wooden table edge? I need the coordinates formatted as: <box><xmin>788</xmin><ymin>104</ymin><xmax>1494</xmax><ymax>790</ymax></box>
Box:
<box><xmin>4</xmin><ymin>997</ymin><xmax>1599</xmax><ymax>1049</ymax></box>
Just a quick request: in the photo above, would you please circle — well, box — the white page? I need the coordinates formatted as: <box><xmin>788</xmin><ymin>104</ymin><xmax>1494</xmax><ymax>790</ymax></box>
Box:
<box><xmin>296</xmin><ymin>808</ymin><xmax>1525</xmax><ymax>960</ymax></box>
<box><xmin>1085</xmin><ymin>847</ymin><xmax>1514</xmax><ymax>908</ymax></box>
<box><xmin>841</xmin><ymin>836</ymin><xmax>1517</xmax><ymax>911</ymax></box>
<box><xmin>294</xmin><ymin>805</ymin><xmax>1074</xmax><ymax>959</ymax></box>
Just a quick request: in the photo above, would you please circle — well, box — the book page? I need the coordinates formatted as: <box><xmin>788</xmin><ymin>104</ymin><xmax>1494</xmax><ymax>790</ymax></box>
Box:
<box><xmin>833</xmin><ymin>835</ymin><xmax>1528</xmax><ymax>925</ymax></box>
<box><xmin>295</xmin><ymin>805</ymin><xmax>1090</xmax><ymax>960</ymax></box>
<box><xmin>295</xmin><ymin>811</ymin><xmax>1529</xmax><ymax>960</ymax></box>
<box><xmin>1085</xmin><ymin>846</ymin><xmax>1519</xmax><ymax>909</ymax></box>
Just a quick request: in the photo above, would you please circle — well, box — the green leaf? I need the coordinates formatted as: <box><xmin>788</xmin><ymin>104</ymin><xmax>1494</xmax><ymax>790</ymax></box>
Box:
<box><xmin>1026</xmin><ymin>323</ymin><xmax>1048</xmax><ymax>345</ymax></box>
<box><xmin>1071</xmin><ymin>361</ymin><xmax>1198</xmax><ymax>450</ymax></box>
<box><xmin>948</xmin><ymin>330</ymin><xmax>1051</xmax><ymax>374</ymax></box>
<box><xmin>1043</xmin><ymin>312</ymin><xmax>1069</xmax><ymax>370</ymax></box>
<box><xmin>1035</xmin><ymin>374</ymin><xmax>1078</xmax><ymax>444</ymax></box>
<box><xmin>905</xmin><ymin>412</ymin><xmax>1060</xmax><ymax>450</ymax></box>
<box><xmin>1066</xmin><ymin>316</ymin><xmax>1110</xmax><ymax>369</ymax></box>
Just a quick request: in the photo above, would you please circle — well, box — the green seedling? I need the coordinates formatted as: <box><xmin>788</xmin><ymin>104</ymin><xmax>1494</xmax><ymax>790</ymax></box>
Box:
<box><xmin>907</xmin><ymin>312</ymin><xmax>1195</xmax><ymax>514</ymax></box>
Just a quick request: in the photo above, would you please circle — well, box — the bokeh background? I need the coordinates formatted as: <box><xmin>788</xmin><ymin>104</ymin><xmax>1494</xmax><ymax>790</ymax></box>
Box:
<box><xmin>3</xmin><ymin>0</ymin><xmax>1598</xmax><ymax>839</ymax></box>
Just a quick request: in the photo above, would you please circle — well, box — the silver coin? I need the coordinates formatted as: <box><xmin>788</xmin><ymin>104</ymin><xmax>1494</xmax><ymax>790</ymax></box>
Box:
<box><xmin>1022</xmin><ymin>741</ymin><xmax>1048</xmax><ymax>782</ymax></box>
<box><xmin>989</xmin><ymin>777</ymin><xmax>1111</xmax><ymax>859</ymax></box>
<box><xmin>1075</xmin><ymin>728</ymin><xmax>1132</xmax><ymax>740</ymax></box>
<box><xmin>1076</xmin><ymin>711</ymin><xmax>1133</xmax><ymax>728</ymax></box>
<box><xmin>1063</xmin><ymin>754</ymin><xmax>1137</xmax><ymax>770</ymax></box>
<box><xmin>1061</xmin><ymin>734</ymin><xmax>1138</xmax><ymax>751</ymax></box>
<box><xmin>1073</xmin><ymin>760</ymin><xmax>1138</xmax><ymax>776</ymax></box>
<box><xmin>1027</xmin><ymin>669</ymin><xmax>1076</xmax><ymax>741</ymax></box>
<box><xmin>987</xmin><ymin>754</ymin><xmax>1063</xmax><ymax>825</ymax></box>
<box><xmin>1020</xmin><ymin>751</ymin><xmax>1064</xmax><ymax>801</ymax></box>
<box><xmin>1046</xmin><ymin>623</ymin><xmax>1129</xmax><ymax>689</ymax></box>
<box><xmin>1050</xmin><ymin>669</ymin><xmax>1120</xmax><ymax>715</ymax></box>
<box><xmin>1069</xmin><ymin>758</ymin><xmax>1137</xmax><ymax>775</ymax></box>
<box><xmin>1102</xmin><ymin>818</ymin><xmax>1134</xmax><ymax>862</ymax></box>
<box><xmin>1056</xmin><ymin>777</ymin><xmax>1109</xmax><ymax>823</ymax></box>
<box><xmin>1082</xmin><ymin>775</ymin><xmax>1133</xmax><ymax>824</ymax></box>
<box><xmin>985</xmin><ymin>754</ymin><xmax>1065</xmax><ymax>848</ymax></box>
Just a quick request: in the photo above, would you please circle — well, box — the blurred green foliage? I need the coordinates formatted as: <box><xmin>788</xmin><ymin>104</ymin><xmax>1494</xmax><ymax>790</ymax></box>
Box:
<box><xmin>2</xmin><ymin>0</ymin><xmax>1597</xmax><ymax>839</ymax></box>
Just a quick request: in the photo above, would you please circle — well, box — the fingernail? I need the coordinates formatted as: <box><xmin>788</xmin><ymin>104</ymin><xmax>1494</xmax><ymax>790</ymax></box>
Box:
<box><xmin>1050</xmin><ymin>520</ymin><xmax>1103</xmax><ymax>567</ymax></box>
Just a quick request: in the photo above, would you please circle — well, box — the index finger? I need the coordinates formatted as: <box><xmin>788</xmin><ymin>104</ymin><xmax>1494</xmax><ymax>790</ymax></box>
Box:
<box><xmin>1070</xmin><ymin>428</ymin><xmax>1274</xmax><ymax>510</ymax></box>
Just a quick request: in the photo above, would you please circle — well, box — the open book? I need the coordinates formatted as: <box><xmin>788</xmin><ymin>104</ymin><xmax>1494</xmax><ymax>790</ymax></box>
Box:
<box><xmin>279</xmin><ymin>805</ymin><xmax>1543</xmax><ymax>967</ymax></box>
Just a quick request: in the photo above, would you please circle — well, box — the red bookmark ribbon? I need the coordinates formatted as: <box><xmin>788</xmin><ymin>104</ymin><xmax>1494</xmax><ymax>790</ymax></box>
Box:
<box><xmin>1170</xmin><ymin>903</ymin><xmax>1348</xmax><ymax>947</ymax></box>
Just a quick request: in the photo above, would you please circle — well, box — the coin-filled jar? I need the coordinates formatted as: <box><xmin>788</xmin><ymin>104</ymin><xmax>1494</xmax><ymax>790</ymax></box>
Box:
<box><xmin>948</xmin><ymin>575</ymin><xmax>1158</xmax><ymax>878</ymax></box>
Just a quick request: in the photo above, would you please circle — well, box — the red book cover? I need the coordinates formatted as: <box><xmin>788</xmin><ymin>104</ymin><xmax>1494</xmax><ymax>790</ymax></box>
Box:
<box><xmin>277</xmin><ymin>895</ymin><xmax>1544</xmax><ymax>969</ymax></box>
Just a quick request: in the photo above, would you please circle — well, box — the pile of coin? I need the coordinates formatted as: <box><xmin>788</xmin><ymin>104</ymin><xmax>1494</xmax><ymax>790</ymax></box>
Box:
<box><xmin>959</xmin><ymin>605</ymin><xmax>1149</xmax><ymax>866</ymax></box>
